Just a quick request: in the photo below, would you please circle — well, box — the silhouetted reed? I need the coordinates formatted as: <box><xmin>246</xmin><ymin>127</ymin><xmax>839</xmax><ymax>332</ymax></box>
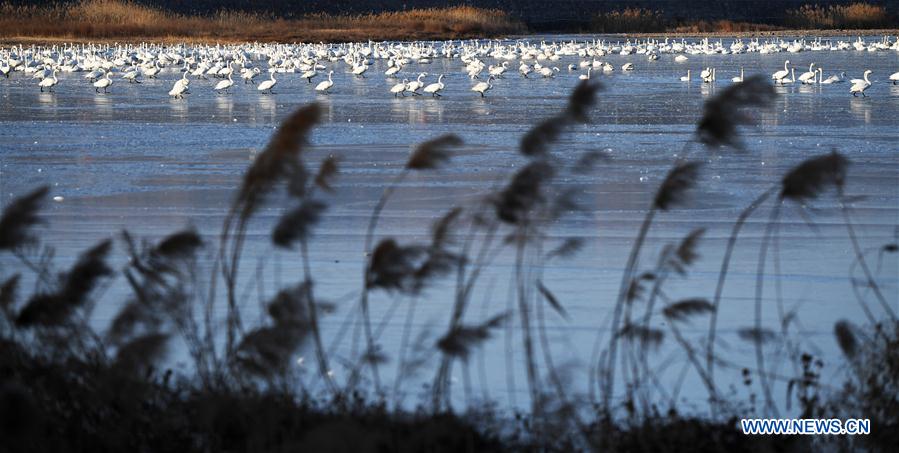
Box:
<box><xmin>0</xmin><ymin>78</ymin><xmax>895</xmax><ymax>452</ymax></box>
<box><xmin>0</xmin><ymin>186</ymin><xmax>47</xmax><ymax>251</ymax></box>
<box><xmin>697</xmin><ymin>75</ymin><xmax>776</xmax><ymax>150</ymax></box>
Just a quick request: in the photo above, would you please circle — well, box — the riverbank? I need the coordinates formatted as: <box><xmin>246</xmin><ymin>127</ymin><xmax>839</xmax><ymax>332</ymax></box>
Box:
<box><xmin>0</xmin><ymin>1</ymin><xmax>523</xmax><ymax>44</ymax></box>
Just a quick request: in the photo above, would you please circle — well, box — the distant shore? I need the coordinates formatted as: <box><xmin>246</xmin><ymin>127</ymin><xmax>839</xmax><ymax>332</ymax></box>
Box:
<box><xmin>0</xmin><ymin>0</ymin><xmax>896</xmax><ymax>46</ymax></box>
<box><xmin>0</xmin><ymin>2</ymin><xmax>523</xmax><ymax>45</ymax></box>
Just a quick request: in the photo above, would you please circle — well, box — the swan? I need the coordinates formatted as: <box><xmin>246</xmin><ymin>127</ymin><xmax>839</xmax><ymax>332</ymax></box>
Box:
<box><xmin>423</xmin><ymin>74</ymin><xmax>445</xmax><ymax>97</ymax></box>
<box><xmin>579</xmin><ymin>67</ymin><xmax>591</xmax><ymax>81</ymax></box>
<box><xmin>890</xmin><ymin>71</ymin><xmax>899</xmax><ymax>85</ymax></box>
<box><xmin>621</xmin><ymin>62</ymin><xmax>634</xmax><ymax>71</ymax></box>
<box><xmin>242</xmin><ymin>67</ymin><xmax>260</xmax><ymax>84</ymax></box>
<box><xmin>93</xmin><ymin>70</ymin><xmax>112</xmax><ymax>93</ymax></box>
<box><xmin>214</xmin><ymin>71</ymin><xmax>234</xmax><ymax>94</ymax></box>
<box><xmin>781</xmin><ymin>67</ymin><xmax>796</xmax><ymax>84</ymax></box>
<box><xmin>471</xmin><ymin>75</ymin><xmax>494</xmax><ymax>97</ymax></box>
<box><xmin>168</xmin><ymin>68</ymin><xmax>190</xmax><ymax>98</ymax></box>
<box><xmin>351</xmin><ymin>63</ymin><xmax>368</xmax><ymax>78</ymax></box>
<box><xmin>385</xmin><ymin>65</ymin><xmax>401</xmax><ymax>77</ymax></box>
<box><xmin>301</xmin><ymin>68</ymin><xmax>316</xmax><ymax>83</ymax></box>
<box><xmin>821</xmin><ymin>70</ymin><xmax>845</xmax><ymax>84</ymax></box>
<box><xmin>731</xmin><ymin>67</ymin><xmax>744</xmax><ymax>83</ymax></box>
<box><xmin>772</xmin><ymin>60</ymin><xmax>790</xmax><ymax>85</ymax></box>
<box><xmin>674</xmin><ymin>55</ymin><xmax>689</xmax><ymax>63</ymax></box>
<box><xmin>850</xmin><ymin>70</ymin><xmax>872</xmax><ymax>97</ymax></box>
<box><xmin>84</xmin><ymin>68</ymin><xmax>104</xmax><ymax>82</ymax></box>
<box><xmin>519</xmin><ymin>63</ymin><xmax>531</xmax><ymax>78</ymax></box>
<box><xmin>798</xmin><ymin>63</ymin><xmax>817</xmax><ymax>84</ymax></box>
<box><xmin>144</xmin><ymin>61</ymin><xmax>161</xmax><ymax>78</ymax></box>
<box><xmin>405</xmin><ymin>73</ymin><xmax>426</xmax><ymax>95</ymax></box>
<box><xmin>122</xmin><ymin>66</ymin><xmax>142</xmax><ymax>83</ymax></box>
<box><xmin>391</xmin><ymin>78</ymin><xmax>408</xmax><ymax>97</ymax></box>
<box><xmin>315</xmin><ymin>70</ymin><xmax>333</xmax><ymax>93</ymax></box>
<box><xmin>38</xmin><ymin>69</ymin><xmax>58</xmax><ymax>92</ymax></box>
<box><xmin>258</xmin><ymin>71</ymin><xmax>277</xmax><ymax>93</ymax></box>
<box><xmin>680</xmin><ymin>69</ymin><xmax>691</xmax><ymax>82</ymax></box>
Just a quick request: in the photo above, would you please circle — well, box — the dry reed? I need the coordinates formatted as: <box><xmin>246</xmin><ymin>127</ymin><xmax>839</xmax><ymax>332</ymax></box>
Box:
<box><xmin>0</xmin><ymin>1</ymin><xmax>523</xmax><ymax>43</ymax></box>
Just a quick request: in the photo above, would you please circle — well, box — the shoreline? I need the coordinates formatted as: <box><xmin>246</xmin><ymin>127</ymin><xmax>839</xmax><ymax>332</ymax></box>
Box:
<box><xmin>2</xmin><ymin>28</ymin><xmax>898</xmax><ymax>46</ymax></box>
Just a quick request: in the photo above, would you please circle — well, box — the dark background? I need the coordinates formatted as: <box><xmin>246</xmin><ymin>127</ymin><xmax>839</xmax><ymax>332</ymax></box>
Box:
<box><xmin>8</xmin><ymin>0</ymin><xmax>898</xmax><ymax>29</ymax></box>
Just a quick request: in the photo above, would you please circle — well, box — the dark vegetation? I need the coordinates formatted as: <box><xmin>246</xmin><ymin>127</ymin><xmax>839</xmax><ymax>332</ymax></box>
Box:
<box><xmin>0</xmin><ymin>0</ymin><xmax>895</xmax><ymax>43</ymax></box>
<box><xmin>0</xmin><ymin>77</ymin><xmax>897</xmax><ymax>451</ymax></box>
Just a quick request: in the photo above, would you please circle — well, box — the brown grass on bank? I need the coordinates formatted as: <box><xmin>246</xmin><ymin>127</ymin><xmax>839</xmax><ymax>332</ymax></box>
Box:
<box><xmin>0</xmin><ymin>0</ymin><xmax>524</xmax><ymax>43</ymax></box>
<box><xmin>591</xmin><ymin>8</ymin><xmax>667</xmax><ymax>33</ymax></box>
<box><xmin>785</xmin><ymin>2</ymin><xmax>892</xmax><ymax>29</ymax></box>
<box><xmin>590</xmin><ymin>3</ymin><xmax>894</xmax><ymax>34</ymax></box>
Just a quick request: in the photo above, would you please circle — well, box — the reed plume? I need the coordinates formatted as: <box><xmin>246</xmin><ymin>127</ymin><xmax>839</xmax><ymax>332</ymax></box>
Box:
<box><xmin>436</xmin><ymin>312</ymin><xmax>508</xmax><ymax>360</ymax></box>
<box><xmin>834</xmin><ymin>320</ymin><xmax>858</xmax><ymax>360</ymax></box>
<box><xmin>0</xmin><ymin>186</ymin><xmax>48</xmax><ymax>251</ymax></box>
<box><xmin>272</xmin><ymin>200</ymin><xmax>326</xmax><ymax>249</ymax></box>
<box><xmin>313</xmin><ymin>155</ymin><xmax>339</xmax><ymax>193</ymax></box>
<box><xmin>114</xmin><ymin>332</ymin><xmax>170</xmax><ymax>375</ymax></box>
<box><xmin>697</xmin><ymin>75</ymin><xmax>776</xmax><ymax>149</ymax></box>
<box><xmin>779</xmin><ymin>150</ymin><xmax>848</xmax><ymax>202</ymax></box>
<box><xmin>662</xmin><ymin>298</ymin><xmax>714</xmax><ymax>322</ymax></box>
<box><xmin>16</xmin><ymin>239</ymin><xmax>113</xmax><ymax>327</ymax></box>
<box><xmin>406</xmin><ymin>134</ymin><xmax>461</xmax><ymax>170</ymax></box>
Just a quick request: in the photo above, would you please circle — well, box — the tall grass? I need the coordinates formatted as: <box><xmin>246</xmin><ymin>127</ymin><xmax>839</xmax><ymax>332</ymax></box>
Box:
<box><xmin>0</xmin><ymin>1</ymin><xmax>524</xmax><ymax>42</ymax></box>
<box><xmin>786</xmin><ymin>2</ymin><xmax>893</xmax><ymax>29</ymax></box>
<box><xmin>0</xmin><ymin>76</ymin><xmax>896</xmax><ymax>450</ymax></box>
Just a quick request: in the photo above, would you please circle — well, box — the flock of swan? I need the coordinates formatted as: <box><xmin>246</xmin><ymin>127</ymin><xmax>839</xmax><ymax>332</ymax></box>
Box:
<box><xmin>3</xmin><ymin>36</ymin><xmax>899</xmax><ymax>100</ymax></box>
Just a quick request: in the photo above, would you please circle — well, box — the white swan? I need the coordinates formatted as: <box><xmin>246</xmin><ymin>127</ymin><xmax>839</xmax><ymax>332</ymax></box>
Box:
<box><xmin>471</xmin><ymin>75</ymin><xmax>494</xmax><ymax>97</ymax></box>
<box><xmin>850</xmin><ymin>70</ymin><xmax>872</xmax><ymax>97</ymax></box>
<box><xmin>680</xmin><ymin>70</ymin><xmax>691</xmax><ymax>82</ymax></box>
<box><xmin>405</xmin><ymin>73</ymin><xmax>426</xmax><ymax>95</ymax></box>
<box><xmin>214</xmin><ymin>71</ymin><xmax>234</xmax><ymax>94</ymax></box>
<box><xmin>772</xmin><ymin>60</ymin><xmax>790</xmax><ymax>85</ymax></box>
<box><xmin>798</xmin><ymin>63</ymin><xmax>817</xmax><ymax>84</ymax></box>
<box><xmin>731</xmin><ymin>67</ymin><xmax>744</xmax><ymax>83</ymax></box>
<box><xmin>93</xmin><ymin>70</ymin><xmax>112</xmax><ymax>93</ymax></box>
<box><xmin>621</xmin><ymin>62</ymin><xmax>634</xmax><ymax>71</ymax></box>
<box><xmin>315</xmin><ymin>70</ymin><xmax>334</xmax><ymax>93</ymax></box>
<box><xmin>890</xmin><ymin>71</ymin><xmax>899</xmax><ymax>85</ymax></box>
<box><xmin>391</xmin><ymin>78</ymin><xmax>408</xmax><ymax>97</ymax></box>
<box><xmin>301</xmin><ymin>68</ymin><xmax>316</xmax><ymax>83</ymax></box>
<box><xmin>38</xmin><ymin>69</ymin><xmax>58</xmax><ymax>92</ymax></box>
<box><xmin>579</xmin><ymin>67</ymin><xmax>592</xmax><ymax>81</ymax></box>
<box><xmin>258</xmin><ymin>71</ymin><xmax>277</xmax><ymax>93</ymax></box>
<box><xmin>423</xmin><ymin>74</ymin><xmax>445</xmax><ymax>97</ymax></box>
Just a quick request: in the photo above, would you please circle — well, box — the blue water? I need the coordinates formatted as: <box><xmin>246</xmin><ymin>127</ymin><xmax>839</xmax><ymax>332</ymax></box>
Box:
<box><xmin>1</xmin><ymin>36</ymin><xmax>897</xmax><ymax>414</ymax></box>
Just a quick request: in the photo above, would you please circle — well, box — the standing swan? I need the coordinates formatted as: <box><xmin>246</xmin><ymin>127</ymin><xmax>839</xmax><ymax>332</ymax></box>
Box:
<box><xmin>798</xmin><ymin>63</ymin><xmax>817</xmax><ymax>84</ymax></box>
<box><xmin>257</xmin><ymin>71</ymin><xmax>277</xmax><ymax>94</ymax></box>
<box><xmin>391</xmin><ymin>78</ymin><xmax>408</xmax><ymax>97</ymax></box>
<box><xmin>93</xmin><ymin>70</ymin><xmax>112</xmax><ymax>93</ymax></box>
<box><xmin>169</xmin><ymin>68</ymin><xmax>190</xmax><ymax>98</ymax></box>
<box><xmin>850</xmin><ymin>70</ymin><xmax>872</xmax><ymax>97</ymax></box>
<box><xmin>214</xmin><ymin>71</ymin><xmax>234</xmax><ymax>94</ymax></box>
<box><xmin>423</xmin><ymin>74</ymin><xmax>445</xmax><ymax>97</ymax></box>
<box><xmin>38</xmin><ymin>69</ymin><xmax>58</xmax><ymax>92</ymax></box>
<box><xmin>579</xmin><ymin>67</ymin><xmax>592</xmax><ymax>81</ymax></box>
<box><xmin>772</xmin><ymin>60</ymin><xmax>790</xmax><ymax>85</ymax></box>
<box><xmin>315</xmin><ymin>70</ymin><xmax>334</xmax><ymax>93</ymax></box>
<box><xmin>471</xmin><ymin>75</ymin><xmax>494</xmax><ymax>97</ymax></box>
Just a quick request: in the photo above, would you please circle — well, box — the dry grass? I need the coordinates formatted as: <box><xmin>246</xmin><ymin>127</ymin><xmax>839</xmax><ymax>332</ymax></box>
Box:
<box><xmin>590</xmin><ymin>3</ymin><xmax>895</xmax><ymax>34</ymax></box>
<box><xmin>591</xmin><ymin>8</ymin><xmax>667</xmax><ymax>33</ymax></box>
<box><xmin>0</xmin><ymin>1</ymin><xmax>524</xmax><ymax>43</ymax></box>
<box><xmin>786</xmin><ymin>2</ymin><xmax>892</xmax><ymax>29</ymax></box>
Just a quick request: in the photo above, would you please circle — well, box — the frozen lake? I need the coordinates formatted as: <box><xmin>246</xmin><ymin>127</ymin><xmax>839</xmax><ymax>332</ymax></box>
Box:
<box><xmin>1</xmin><ymin>36</ymin><xmax>897</xmax><ymax>412</ymax></box>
